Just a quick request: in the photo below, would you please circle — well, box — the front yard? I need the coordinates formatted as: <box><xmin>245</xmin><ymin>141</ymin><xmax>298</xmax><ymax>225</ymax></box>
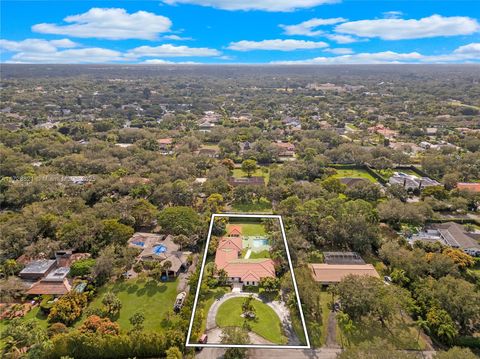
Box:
<box><xmin>79</xmin><ymin>277</ymin><xmax>179</xmax><ymax>332</ymax></box>
<box><xmin>215</xmin><ymin>297</ymin><xmax>287</xmax><ymax>344</ymax></box>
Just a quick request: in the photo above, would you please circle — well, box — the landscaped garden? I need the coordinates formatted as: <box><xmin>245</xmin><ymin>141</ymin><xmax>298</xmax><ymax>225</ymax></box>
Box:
<box><xmin>215</xmin><ymin>297</ymin><xmax>287</xmax><ymax>344</ymax></box>
<box><xmin>232</xmin><ymin>167</ymin><xmax>270</xmax><ymax>183</ymax></box>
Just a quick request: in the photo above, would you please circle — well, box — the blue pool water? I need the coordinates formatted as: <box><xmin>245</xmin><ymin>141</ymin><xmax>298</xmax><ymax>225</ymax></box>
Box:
<box><xmin>153</xmin><ymin>245</ymin><xmax>167</xmax><ymax>254</ymax></box>
<box><xmin>252</xmin><ymin>239</ymin><xmax>268</xmax><ymax>248</ymax></box>
<box><xmin>133</xmin><ymin>241</ymin><xmax>145</xmax><ymax>247</ymax></box>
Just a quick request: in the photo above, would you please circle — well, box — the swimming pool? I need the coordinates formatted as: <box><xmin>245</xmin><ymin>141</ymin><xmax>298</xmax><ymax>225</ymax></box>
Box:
<box><xmin>252</xmin><ymin>239</ymin><xmax>269</xmax><ymax>248</ymax></box>
<box><xmin>153</xmin><ymin>244</ymin><xmax>167</xmax><ymax>254</ymax></box>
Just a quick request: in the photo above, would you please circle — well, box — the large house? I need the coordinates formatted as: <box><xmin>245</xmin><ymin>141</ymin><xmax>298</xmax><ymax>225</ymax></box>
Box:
<box><xmin>214</xmin><ymin>229</ymin><xmax>275</xmax><ymax>287</ymax></box>
<box><xmin>128</xmin><ymin>233</ymin><xmax>191</xmax><ymax>277</ymax></box>
<box><xmin>19</xmin><ymin>250</ymin><xmax>89</xmax><ymax>296</ymax></box>
<box><xmin>412</xmin><ymin>222</ymin><xmax>480</xmax><ymax>256</ymax></box>
<box><xmin>309</xmin><ymin>263</ymin><xmax>380</xmax><ymax>285</ymax></box>
<box><xmin>389</xmin><ymin>172</ymin><xmax>440</xmax><ymax>191</ymax></box>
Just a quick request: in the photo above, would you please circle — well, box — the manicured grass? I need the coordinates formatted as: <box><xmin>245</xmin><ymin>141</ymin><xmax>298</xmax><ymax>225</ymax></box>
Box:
<box><xmin>81</xmin><ymin>278</ymin><xmax>179</xmax><ymax>332</ymax></box>
<box><xmin>232</xmin><ymin>167</ymin><xmax>270</xmax><ymax>183</ymax></box>
<box><xmin>216</xmin><ymin>297</ymin><xmax>287</xmax><ymax>344</ymax></box>
<box><xmin>227</xmin><ymin>222</ymin><xmax>267</xmax><ymax>236</ymax></box>
<box><xmin>330</xmin><ymin>168</ymin><xmax>377</xmax><ymax>183</ymax></box>
<box><xmin>248</xmin><ymin>250</ymin><xmax>271</xmax><ymax>259</ymax></box>
<box><xmin>231</xmin><ymin>198</ymin><xmax>272</xmax><ymax>213</ymax></box>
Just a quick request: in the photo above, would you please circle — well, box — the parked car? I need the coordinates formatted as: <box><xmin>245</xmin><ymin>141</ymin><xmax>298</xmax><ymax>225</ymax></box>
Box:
<box><xmin>174</xmin><ymin>291</ymin><xmax>186</xmax><ymax>312</ymax></box>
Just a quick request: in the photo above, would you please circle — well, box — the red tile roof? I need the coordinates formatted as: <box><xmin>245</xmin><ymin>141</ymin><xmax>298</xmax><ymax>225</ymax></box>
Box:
<box><xmin>214</xmin><ymin>235</ymin><xmax>275</xmax><ymax>282</ymax></box>
<box><xmin>457</xmin><ymin>182</ymin><xmax>480</xmax><ymax>193</ymax></box>
<box><xmin>227</xmin><ymin>225</ymin><xmax>243</xmax><ymax>237</ymax></box>
<box><xmin>309</xmin><ymin>263</ymin><xmax>379</xmax><ymax>284</ymax></box>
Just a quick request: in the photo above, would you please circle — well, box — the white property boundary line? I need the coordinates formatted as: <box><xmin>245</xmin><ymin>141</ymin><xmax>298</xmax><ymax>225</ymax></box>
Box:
<box><xmin>186</xmin><ymin>213</ymin><xmax>311</xmax><ymax>349</ymax></box>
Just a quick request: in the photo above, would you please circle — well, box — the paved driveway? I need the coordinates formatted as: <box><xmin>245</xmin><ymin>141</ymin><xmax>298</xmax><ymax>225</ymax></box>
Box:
<box><xmin>205</xmin><ymin>291</ymin><xmax>298</xmax><ymax>345</ymax></box>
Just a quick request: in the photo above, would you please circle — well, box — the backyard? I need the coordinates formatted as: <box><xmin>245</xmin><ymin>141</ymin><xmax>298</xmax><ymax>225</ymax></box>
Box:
<box><xmin>215</xmin><ymin>297</ymin><xmax>287</xmax><ymax>344</ymax></box>
<box><xmin>330</xmin><ymin>168</ymin><xmax>377</xmax><ymax>183</ymax></box>
<box><xmin>232</xmin><ymin>167</ymin><xmax>270</xmax><ymax>183</ymax></box>
<box><xmin>231</xmin><ymin>198</ymin><xmax>272</xmax><ymax>213</ymax></box>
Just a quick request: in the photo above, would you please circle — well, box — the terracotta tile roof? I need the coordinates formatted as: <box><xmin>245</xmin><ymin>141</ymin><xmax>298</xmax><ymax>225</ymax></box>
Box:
<box><xmin>309</xmin><ymin>263</ymin><xmax>379</xmax><ymax>283</ymax></box>
<box><xmin>157</xmin><ymin>138</ymin><xmax>173</xmax><ymax>145</ymax></box>
<box><xmin>222</xmin><ymin>259</ymin><xmax>275</xmax><ymax>282</ymax></box>
<box><xmin>457</xmin><ymin>182</ymin><xmax>480</xmax><ymax>193</ymax></box>
<box><xmin>227</xmin><ymin>225</ymin><xmax>243</xmax><ymax>237</ymax></box>
<box><xmin>214</xmin><ymin>234</ymin><xmax>275</xmax><ymax>282</ymax></box>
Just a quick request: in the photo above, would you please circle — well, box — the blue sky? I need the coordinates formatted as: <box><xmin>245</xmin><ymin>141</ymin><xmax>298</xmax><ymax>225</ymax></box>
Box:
<box><xmin>1</xmin><ymin>0</ymin><xmax>479</xmax><ymax>64</ymax></box>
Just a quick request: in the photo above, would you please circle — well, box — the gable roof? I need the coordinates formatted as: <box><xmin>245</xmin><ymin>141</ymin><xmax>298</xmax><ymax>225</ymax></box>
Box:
<box><xmin>434</xmin><ymin>222</ymin><xmax>480</xmax><ymax>250</ymax></box>
<box><xmin>457</xmin><ymin>182</ymin><xmax>480</xmax><ymax>193</ymax></box>
<box><xmin>227</xmin><ymin>225</ymin><xmax>242</xmax><ymax>237</ymax></box>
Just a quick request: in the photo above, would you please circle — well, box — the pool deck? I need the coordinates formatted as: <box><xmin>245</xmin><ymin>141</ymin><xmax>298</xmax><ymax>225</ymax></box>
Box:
<box><xmin>242</xmin><ymin>236</ymin><xmax>271</xmax><ymax>253</ymax></box>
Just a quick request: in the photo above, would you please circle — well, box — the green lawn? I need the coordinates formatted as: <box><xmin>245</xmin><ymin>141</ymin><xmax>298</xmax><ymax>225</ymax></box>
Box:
<box><xmin>248</xmin><ymin>250</ymin><xmax>271</xmax><ymax>259</ymax></box>
<box><xmin>330</xmin><ymin>168</ymin><xmax>377</xmax><ymax>183</ymax></box>
<box><xmin>197</xmin><ymin>286</ymin><xmax>229</xmax><ymax>335</ymax></box>
<box><xmin>216</xmin><ymin>297</ymin><xmax>287</xmax><ymax>344</ymax></box>
<box><xmin>232</xmin><ymin>168</ymin><xmax>270</xmax><ymax>183</ymax></box>
<box><xmin>227</xmin><ymin>222</ymin><xmax>267</xmax><ymax>236</ymax></box>
<box><xmin>80</xmin><ymin>278</ymin><xmax>179</xmax><ymax>332</ymax></box>
<box><xmin>231</xmin><ymin>198</ymin><xmax>272</xmax><ymax>213</ymax></box>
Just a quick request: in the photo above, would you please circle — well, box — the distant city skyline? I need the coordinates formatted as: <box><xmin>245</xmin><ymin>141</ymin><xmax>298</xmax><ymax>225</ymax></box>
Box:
<box><xmin>1</xmin><ymin>0</ymin><xmax>479</xmax><ymax>64</ymax></box>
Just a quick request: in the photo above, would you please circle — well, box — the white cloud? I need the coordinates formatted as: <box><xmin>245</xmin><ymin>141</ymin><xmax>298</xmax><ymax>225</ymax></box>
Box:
<box><xmin>454</xmin><ymin>42</ymin><xmax>480</xmax><ymax>55</ymax></box>
<box><xmin>32</xmin><ymin>8</ymin><xmax>172</xmax><ymax>40</ymax></box>
<box><xmin>335</xmin><ymin>15</ymin><xmax>480</xmax><ymax>40</ymax></box>
<box><xmin>8</xmin><ymin>48</ymin><xmax>123</xmax><ymax>64</ymax></box>
<box><xmin>324</xmin><ymin>34</ymin><xmax>359</xmax><ymax>44</ymax></box>
<box><xmin>127</xmin><ymin>44</ymin><xmax>220</xmax><ymax>58</ymax></box>
<box><xmin>280</xmin><ymin>17</ymin><xmax>347</xmax><ymax>36</ymax></box>
<box><xmin>272</xmin><ymin>44</ymin><xmax>480</xmax><ymax>64</ymax></box>
<box><xmin>163</xmin><ymin>35</ymin><xmax>193</xmax><ymax>41</ymax></box>
<box><xmin>0</xmin><ymin>38</ymin><xmax>77</xmax><ymax>53</ymax></box>
<box><xmin>323</xmin><ymin>47</ymin><xmax>353</xmax><ymax>55</ymax></box>
<box><xmin>382</xmin><ymin>11</ymin><xmax>403</xmax><ymax>19</ymax></box>
<box><xmin>163</xmin><ymin>0</ymin><xmax>338</xmax><ymax>12</ymax></box>
<box><xmin>228</xmin><ymin>39</ymin><xmax>329</xmax><ymax>51</ymax></box>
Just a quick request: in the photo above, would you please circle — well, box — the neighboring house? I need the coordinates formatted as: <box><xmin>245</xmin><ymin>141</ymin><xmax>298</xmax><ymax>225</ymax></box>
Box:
<box><xmin>323</xmin><ymin>252</ymin><xmax>366</xmax><ymax>265</ymax></box>
<box><xmin>368</xmin><ymin>124</ymin><xmax>398</xmax><ymax>138</ymax></box>
<box><xmin>26</xmin><ymin>267</ymin><xmax>72</xmax><ymax>296</ymax></box>
<box><xmin>20</xmin><ymin>251</ymin><xmax>88</xmax><ymax>296</ymax></box>
<box><xmin>456</xmin><ymin>182</ymin><xmax>480</xmax><ymax>193</ymax></box>
<box><xmin>157</xmin><ymin>138</ymin><xmax>174</xmax><ymax>153</ymax></box>
<box><xmin>275</xmin><ymin>141</ymin><xmax>296</xmax><ymax>157</ymax></box>
<box><xmin>228</xmin><ymin>176</ymin><xmax>265</xmax><ymax>187</ymax></box>
<box><xmin>339</xmin><ymin>177</ymin><xmax>369</xmax><ymax>189</ymax></box>
<box><xmin>19</xmin><ymin>260</ymin><xmax>56</xmax><ymax>281</ymax></box>
<box><xmin>412</xmin><ymin>222</ymin><xmax>480</xmax><ymax>256</ymax></box>
<box><xmin>214</xmin><ymin>237</ymin><xmax>275</xmax><ymax>287</ymax></box>
<box><xmin>389</xmin><ymin>172</ymin><xmax>440</xmax><ymax>191</ymax></box>
<box><xmin>309</xmin><ymin>263</ymin><xmax>380</xmax><ymax>285</ymax></box>
<box><xmin>128</xmin><ymin>233</ymin><xmax>191</xmax><ymax>277</ymax></box>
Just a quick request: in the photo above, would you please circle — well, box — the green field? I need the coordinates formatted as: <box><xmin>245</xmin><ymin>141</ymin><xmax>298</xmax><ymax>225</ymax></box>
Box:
<box><xmin>231</xmin><ymin>198</ymin><xmax>272</xmax><ymax>213</ymax></box>
<box><xmin>330</xmin><ymin>168</ymin><xmax>377</xmax><ymax>183</ymax></box>
<box><xmin>80</xmin><ymin>278</ymin><xmax>179</xmax><ymax>332</ymax></box>
<box><xmin>227</xmin><ymin>222</ymin><xmax>267</xmax><ymax>236</ymax></box>
<box><xmin>215</xmin><ymin>297</ymin><xmax>287</xmax><ymax>344</ymax></box>
<box><xmin>232</xmin><ymin>167</ymin><xmax>270</xmax><ymax>183</ymax></box>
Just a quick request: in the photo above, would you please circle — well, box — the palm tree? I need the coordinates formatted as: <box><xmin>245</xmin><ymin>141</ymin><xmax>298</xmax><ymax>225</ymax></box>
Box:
<box><xmin>162</xmin><ymin>260</ymin><xmax>172</xmax><ymax>281</ymax></box>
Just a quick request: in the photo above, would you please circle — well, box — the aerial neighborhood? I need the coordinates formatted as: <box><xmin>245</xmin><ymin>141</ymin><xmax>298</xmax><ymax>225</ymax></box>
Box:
<box><xmin>0</xmin><ymin>65</ymin><xmax>479</xmax><ymax>359</ymax></box>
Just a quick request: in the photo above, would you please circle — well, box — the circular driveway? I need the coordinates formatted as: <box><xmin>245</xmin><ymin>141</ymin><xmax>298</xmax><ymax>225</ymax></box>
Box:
<box><xmin>205</xmin><ymin>291</ymin><xmax>299</xmax><ymax>345</ymax></box>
